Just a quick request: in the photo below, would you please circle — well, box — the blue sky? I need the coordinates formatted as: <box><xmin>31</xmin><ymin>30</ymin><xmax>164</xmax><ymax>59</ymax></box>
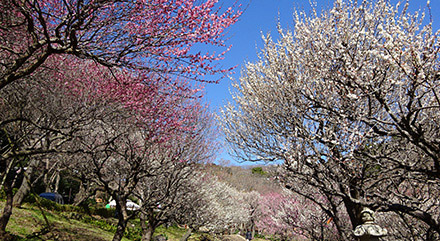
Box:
<box><xmin>202</xmin><ymin>0</ymin><xmax>440</xmax><ymax>166</ymax></box>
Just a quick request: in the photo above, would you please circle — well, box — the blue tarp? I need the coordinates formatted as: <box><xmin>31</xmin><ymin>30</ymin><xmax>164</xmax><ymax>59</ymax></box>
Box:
<box><xmin>39</xmin><ymin>192</ymin><xmax>64</xmax><ymax>204</ymax></box>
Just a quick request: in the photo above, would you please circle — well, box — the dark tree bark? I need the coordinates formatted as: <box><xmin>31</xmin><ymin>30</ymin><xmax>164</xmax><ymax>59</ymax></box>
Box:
<box><xmin>112</xmin><ymin>218</ymin><xmax>127</xmax><ymax>241</ymax></box>
<box><xmin>12</xmin><ymin>174</ymin><xmax>30</xmax><ymax>208</ymax></box>
<box><xmin>140</xmin><ymin>217</ymin><xmax>155</xmax><ymax>241</ymax></box>
<box><xmin>141</xmin><ymin>210</ymin><xmax>160</xmax><ymax>241</ymax></box>
<box><xmin>112</xmin><ymin>197</ymin><xmax>129</xmax><ymax>241</ymax></box>
<box><xmin>0</xmin><ymin>169</ymin><xmax>16</xmax><ymax>237</ymax></box>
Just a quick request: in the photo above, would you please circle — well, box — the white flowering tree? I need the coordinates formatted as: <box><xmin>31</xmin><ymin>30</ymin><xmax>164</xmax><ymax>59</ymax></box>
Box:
<box><xmin>201</xmin><ymin>177</ymin><xmax>250</xmax><ymax>233</ymax></box>
<box><xmin>222</xmin><ymin>0</ymin><xmax>439</xmax><ymax>238</ymax></box>
<box><xmin>171</xmin><ymin>174</ymin><xmax>252</xmax><ymax>236</ymax></box>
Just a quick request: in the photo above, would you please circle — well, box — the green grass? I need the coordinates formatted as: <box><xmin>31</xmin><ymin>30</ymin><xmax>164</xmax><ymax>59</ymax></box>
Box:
<box><xmin>1</xmin><ymin>202</ymin><xmax>120</xmax><ymax>240</ymax></box>
<box><xmin>0</xmin><ymin>201</ymin><xmax>218</xmax><ymax>241</ymax></box>
<box><xmin>0</xmin><ymin>201</ymin><xmax>273</xmax><ymax>241</ymax></box>
<box><xmin>0</xmin><ymin>201</ymin><xmax>140</xmax><ymax>241</ymax></box>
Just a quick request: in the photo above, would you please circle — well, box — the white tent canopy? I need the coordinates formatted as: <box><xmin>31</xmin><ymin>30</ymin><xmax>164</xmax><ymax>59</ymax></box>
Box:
<box><xmin>106</xmin><ymin>199</ymin><xmax>140</xmax><ymax>211</ymax></box>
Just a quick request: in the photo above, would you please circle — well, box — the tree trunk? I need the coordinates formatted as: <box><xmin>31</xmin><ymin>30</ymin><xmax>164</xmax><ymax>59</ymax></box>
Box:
<box><xmin>344</xmin><ymin>199</ymin><xmax>362</xmax><ymax>229</ymax></box>
<box><xmin>13</xmin><ymin>160</ymin><xmax>36</xmax><ymax>207</ymax></box>
<box><xmin>43</xmin><ymin>159</ymin><xmax>50</xmax><ymax>192</ymax></box>
<box><xmin>53</xmin><ymin>171</ymin><xmax>60</xmax><ymax>193</ymax></box>
<box><xmin>73</xmin><ymin>180</ymin><xmax>89</xmax><ymax>205</ymax></box>
<box><xmin>179</xmin><ymin>227</ymin><xmax>193</xmax><ymax>241</ymax></box>
<box><xmin>0</xmin><ymin>172</ymin><xmax>15</xmax><ymax>238</ymax></box>
<box><xmin>343</xmin><ymin>187</ymin><xmax>363</xmax><ymax>230</ymax></box>
<box><xmin>251</xmin><ymin>220</ymin><xmax>255</xmax><ymax>238</ymax></box>
<box><xmin>141</xmin><ymin>221</ymin><xmax>155</xmax><ymax>241</ymax></box>
<box><xmin>12</xmin><ymin>175</ymin><xmax>30</xmax><ymax>207</ymax></box>
<box><xmin>141</xmin><ymin>211</ymin><xmax>158</xmax><ymax>241</ymax></box>
<box><xmin>112</xmin><ymin>217</ymin><xmax>127</xmax><ymax>241</ymax></box>
<box><xmin>111</xmin><ymin>196</ymin><xmax>129</xmax><ymax>241</ymax></box>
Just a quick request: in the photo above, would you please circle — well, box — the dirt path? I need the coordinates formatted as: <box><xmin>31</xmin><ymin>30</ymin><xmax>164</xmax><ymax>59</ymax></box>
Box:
<box><xmin>222</xmin><ymin>234</ymin><xmax>247</xmax><ymax>241</ymax></box>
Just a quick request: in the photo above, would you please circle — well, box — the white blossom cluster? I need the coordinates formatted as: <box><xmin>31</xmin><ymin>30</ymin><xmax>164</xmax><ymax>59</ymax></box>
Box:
<box><xmin>193</xmin><ymin>175</ymin><xmax>257</xmax><ymax>232</ymax></box>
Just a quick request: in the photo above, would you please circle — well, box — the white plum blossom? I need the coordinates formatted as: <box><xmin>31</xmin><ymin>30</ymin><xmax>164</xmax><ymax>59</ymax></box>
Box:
<box><xmin>221</xmin><ymin>0</ymin><xmax>440</xmax><ymax>239</ymax></box>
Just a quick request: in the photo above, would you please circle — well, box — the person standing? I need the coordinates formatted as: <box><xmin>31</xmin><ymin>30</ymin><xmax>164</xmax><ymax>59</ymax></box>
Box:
<box><xmin>245</xmin><ymin>230</ymin><xmax>252</xmax><ymax>241</ymax></box>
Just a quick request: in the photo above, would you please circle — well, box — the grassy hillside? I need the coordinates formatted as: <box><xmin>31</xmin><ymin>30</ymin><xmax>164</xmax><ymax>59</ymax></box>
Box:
<box><xmin>1</xmin><ymin>164</ymin><xmax>278</xmax><ymax>241</ymax></box>
<box><xmin>2</xmin><ymin>201</ymin><xmax>119</xmax><ymax>240</ymax></box>
<box><xmin>0</xmin><ymin>201</ymin><xmax>270</xmax><ymax>241</ymax></box>
<box><xmin>202</xmin><ymin>164</ymin><xmax>281</xmax><ymax>194</ymax></box>
<box><xmin>1</xmin><ymin>201</ymin><xmax>200</xmax><ymax>241</ymax></box>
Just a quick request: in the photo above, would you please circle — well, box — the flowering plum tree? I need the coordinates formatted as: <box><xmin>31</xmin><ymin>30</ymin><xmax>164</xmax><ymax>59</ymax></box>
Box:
<box><xmin>241</xmin><ymin>190</ymin><xmax>260</xmax><ymax>236</ymax></box>
<box><xmin>0</xmin><ymin>0</ymin><xmax>241</xmax><ymax>90</ymax></box>
<box><xmin>0</xmin><ymin>58</ymin><xmax>102</xmax><ymax>236</ymax></box>
<box><xmin>222</xmin><ymin>0</ymin><xmax>440</xmax><ymax>238</ymax></box>
<box><xmin>0</xmin><ymin>53</ymin><xmax>210</xmax><ymax>240</ymax></box>
<box><xmin>132</xmin><ymin>108</ymin><xmax>218</xmax><ymax>241</ymax></box>
<box><xmin>1</xmin><ymin>0</ymin><xmax>241</xmax><ymax>237</ymax></box>
<box><xmin>181</xmin><ymin>174</ymin><xmax>250</xmax><ymax>234</ymax></box>
<box><xmin>258</xmin><ymin>189</ymin><xmax>341</xmax><ymax>240</ymax></box>
<box><xmin>56</xmin><ymin>56</ymin><xmax>210</xmax><ymax>241</ymax></box>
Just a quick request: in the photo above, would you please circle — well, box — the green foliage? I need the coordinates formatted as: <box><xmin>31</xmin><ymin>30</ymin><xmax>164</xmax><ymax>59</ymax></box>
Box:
<box><xmin>37</xmin><ymin>197</ymin><xmax>84</xmax><ymax>213</ymax></box>
<box><xmin>155</xmin><ymin>224</ymin><xmax>189</xmax><ymax>240</ymax></box>
<box><xmin>125</xmin><ymin>226</ymin><xmax>142</xmax><ymax>241</ymax></box>
<box><xmin>38</xmin><ymin>197</ymin><xmax>64</xmax><ymax>211</ymax></box>
<box><xmin>91</xmin><ymin>207</ymin><xmax>116</xmax><ymax>218</ymax></box>
<box><xmin>0</xmin><ymin>188</ymin><xmax>5</xmax><ymax>201</ymax></box>
<box><xmin>25</xmin><ymin>194</ymin><xmax>112</xmax><ymax>218</ymax></box>
<box><xmin>57</xmin><ymin>171</ymin><xmax>81</xmax><ymax>198</ymax></box>
<box><xmin>24</xmin><ymin>193</ymin><xmax>115</xmax><ymax>219</ymax></box>
<box><xmin>23</xmin><ymin>192</ymin><xmax>37</xmax><ymax>203</ymax></box>
<box><xmin>81</xmin><ymin>215</ymin><xmax>116</xmax><ymax>232</ymax></box>
<box><xmin>251</xmin><ymin>167</ymin><xmax>267</xmax><ymax>176</ymax></box>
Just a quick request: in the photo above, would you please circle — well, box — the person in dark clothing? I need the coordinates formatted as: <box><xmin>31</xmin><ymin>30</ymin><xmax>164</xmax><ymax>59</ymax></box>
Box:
<box><xmin>245</xmin><ymin>230</ymin><xmax>252</xmax><ymax>241</ymax></box>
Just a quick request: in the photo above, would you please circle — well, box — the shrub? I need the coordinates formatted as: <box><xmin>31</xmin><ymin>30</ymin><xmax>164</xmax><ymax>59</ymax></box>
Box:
<box><xmin>23</xmin><ymin>192</ymin><xmax>37</xmax><ymax>204</ymax></box>
<box><xmin>0</xmin><ymin>188</ymin><xmax>5</xmax><ymax>201</ymax></box>
<box><xmin>251</xmin><ymin>167</ymin><xmax>267</xmax><ymax>176</ymax></box>
<box><xmin>90</xmin><ymin>207</ymin><xmax>115</xmax><ymax>218</ymax></box>
<box><xmin>125</xmin><ymin>227</ymin><xmax>142</xmax><ymax>241</ymax></box>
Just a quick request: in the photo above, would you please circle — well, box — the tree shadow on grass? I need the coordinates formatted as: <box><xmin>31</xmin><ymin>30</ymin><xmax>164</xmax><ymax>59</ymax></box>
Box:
<box><xmin>24</xmin><ymin>224</ymin><xmax>110</xmax><ymax>241</ymax></box>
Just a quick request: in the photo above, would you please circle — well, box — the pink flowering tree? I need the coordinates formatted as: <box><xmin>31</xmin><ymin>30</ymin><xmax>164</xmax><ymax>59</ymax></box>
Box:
<box><xmin>0</xmin><ymin>0</ymin><xmax>241</xmax><ymax>90</ymax></box>
<box><xmin>258</xmin><ymin>192</ymin><xmax>298</xmax><ymax>240</ymax></box>
<box><xmin>54</xmin><ymin>55</ymin><xmax>209</xmax><ymax>241</ymax></box>
<box><xmin>1</xmin><ymin>0</ymin><xmax>240</xmax><ymax>239</ymax></box>
<box><xmin>257</xmin><ymin>189</ymin><xmax>344</xmax><ymax>240</ymax></box>
<box><xmin>0</xmin><ymin>53</ymin><xmax>208</xmax><ymax>240</ymax></box>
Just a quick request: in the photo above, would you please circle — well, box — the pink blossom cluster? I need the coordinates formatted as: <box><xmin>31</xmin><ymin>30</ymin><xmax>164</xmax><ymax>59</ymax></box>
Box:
<box><xmin>38</xmin><ymin>54</ymin><xmax>204</xmax><ymax>144</ymax></box>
